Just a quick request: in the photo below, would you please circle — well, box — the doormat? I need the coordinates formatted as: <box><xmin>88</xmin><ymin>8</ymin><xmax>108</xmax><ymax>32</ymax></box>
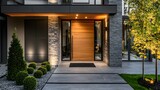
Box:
<box><xmin>69</xmin><ymin>63</ymin><xmax>96</xmax><ymax>67</ymax></box>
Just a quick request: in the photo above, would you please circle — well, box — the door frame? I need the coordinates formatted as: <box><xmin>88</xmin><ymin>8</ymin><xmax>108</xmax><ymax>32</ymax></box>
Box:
<box><xmin>61</xmin><ymin>19</ymin><xmax>103</xmax><ymax>61</ymax></box>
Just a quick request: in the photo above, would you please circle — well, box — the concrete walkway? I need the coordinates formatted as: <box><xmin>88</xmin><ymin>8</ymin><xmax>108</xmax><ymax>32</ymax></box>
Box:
<box><xmin>43</xmin><ymin>61</ymin><xmax>134</xmax><ymax>90</ymax></box>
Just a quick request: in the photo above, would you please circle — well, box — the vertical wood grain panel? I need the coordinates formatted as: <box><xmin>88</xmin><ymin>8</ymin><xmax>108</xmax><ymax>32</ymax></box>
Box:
<box><xmin>72</xmin><ymin>20</ymin><xmax>94</xmax><ymax>61</ymax></box>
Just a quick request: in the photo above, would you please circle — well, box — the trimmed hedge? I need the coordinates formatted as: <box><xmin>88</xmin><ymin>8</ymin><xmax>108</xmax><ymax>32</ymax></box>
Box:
<box><xmin>28</xmin><ymin>62</ymin><xmax>36</xmax><ymax>69</ymax></box>
<box><xmin>16</xmin><ymin>71</ymin><xmax>28</xmax><ymax>85</ymax></box>
<box><xmin>38</xmin><ymin>67</ymin><xmax>47</xmax><ymax>75</ymax></box>
<box><xmin>23</xmin><ymin>76</ymin><xmax>37</xmax><ymax>90</ymax></box>
<box><xmin>34</xmin><ymin>70</ymin><xmax>43</xmax><ymax>78</ymax></box>
<box><xmin>27</xmin><ymin>67</ymin><xmax>34</xmax><ymax>74</ymax></box>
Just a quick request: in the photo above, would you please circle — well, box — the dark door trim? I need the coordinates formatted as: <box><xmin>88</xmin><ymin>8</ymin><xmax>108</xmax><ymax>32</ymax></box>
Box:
<box><xmin>61</xmin><ymin>19</ymin><xmax>103</xmax><ymax>61</ymax></box>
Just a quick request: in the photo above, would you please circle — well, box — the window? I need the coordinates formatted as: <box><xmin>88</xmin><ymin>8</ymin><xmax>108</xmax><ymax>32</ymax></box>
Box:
<box><xmin>94</xmin><ymin>21</ymin><xmax>102</xmax><ymax>60</ymax></box>
<box><xmin>62</xmin><ymin>21</ymin><xmax>71</xmax><ymax>61</ymax></box>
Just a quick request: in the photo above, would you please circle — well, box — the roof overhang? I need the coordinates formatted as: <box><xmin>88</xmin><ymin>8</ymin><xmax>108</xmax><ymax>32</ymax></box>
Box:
<box><xmin>1</xmin><ymin>5</ymin><xmax>117</xmax><ymax>15</ymax></box>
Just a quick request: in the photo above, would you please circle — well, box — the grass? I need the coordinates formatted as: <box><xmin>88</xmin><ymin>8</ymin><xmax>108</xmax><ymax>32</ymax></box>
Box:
<box><xmin>120</xmin><ymin>74</ymin><xmax>160</xmax><ymax>90</ymax></box>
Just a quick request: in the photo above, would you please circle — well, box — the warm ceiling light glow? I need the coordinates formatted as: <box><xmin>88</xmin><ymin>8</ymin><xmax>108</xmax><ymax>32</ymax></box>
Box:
<box><xmin>48</xmin><ymin>0</ymin><xmax>57</xmax><ymax>3</ymax></box>
<box><xmin>76</xmin><ymin>14</ymin><xmax>79</xmax><ymax>17</ymax></box>
<box><xmin>75</xmin><ymin>17</ymin><xmax>78</xmax><ymax>19</ymax></box>
<box><xmin>85</xmin><ymin>16</ymin><xmax>88</xmax><ymax>19</ymax></box>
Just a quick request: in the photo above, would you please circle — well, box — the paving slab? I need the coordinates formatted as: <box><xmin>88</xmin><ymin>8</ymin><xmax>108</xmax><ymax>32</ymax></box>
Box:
<box><xmin>47</xmin><ymin>74</ymin><xmax>126</xmax><ymax>84</ymax></box>
<box><xmin>54</xmin><ymin>61</ymin><xmax>160</xmax><ymax>74</ymax></box>
<box><xmin>43</xmin><ymin>84</ymin><xmax>133</xmax><ymax>90</ymax></box>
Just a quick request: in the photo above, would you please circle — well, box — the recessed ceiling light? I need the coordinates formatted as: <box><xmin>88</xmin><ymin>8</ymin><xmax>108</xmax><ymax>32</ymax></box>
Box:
<box><xmin>76</xmin><ymin>14</ymin><xmax>79</xmax><ymax>17</ymax></box>
<box><xmin>85</xmin><ymin>16</ymin><xmax>88</xmax><ymax>19</ymax></box>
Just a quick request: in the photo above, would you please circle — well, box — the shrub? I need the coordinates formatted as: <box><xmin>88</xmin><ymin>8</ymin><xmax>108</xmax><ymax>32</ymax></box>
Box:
<box><xmin>41</xmin><ymin>61</ymin><xmax>50</xmax><ymax>65</ymax></box>
<box><xmin>45</xmin><ymin>64</ymin><xmax>51</xmax><ymax>71</ymax></box>
<box><xmin>38</xmin><ymin>67</ymin><xmax>47</xmax><ymax>75</ymax></box>
<box><xmin>16</xmin><ymin>71</ymin><xmax>28</xmax><ymax>85</ymax></box>
<box><xmin>28</xmin><ymin>62</ymin><xmax>36</xmax><ymax>69</ymax></box>
<box><xmin>34</xmin><ymin>70</ymin><xmax>43</xmax><ymax>78</ymax></box>
<box><xmin>41</xmin><ymin>61</ymin><xmax>51</xmax><ymax>71</ymax></box>
<box><xmin>7</xmin><ymin>33</ymin><xmax>27</xmax><ymax>80</ymax></box>
<box><xmin>27</xmin><ymin>67</ymin><xmax>34</xmax><ymax>74</ymax></box>
<box><xmin>23</xmin><ymin>76</ymin><xmax>37</xmax><ymax>90</ymax></box>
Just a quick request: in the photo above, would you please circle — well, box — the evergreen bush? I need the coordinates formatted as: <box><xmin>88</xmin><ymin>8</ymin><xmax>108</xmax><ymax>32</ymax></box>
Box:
<box><xmin>34</xmin><ymin>70</ymin><xmax>43</xmax><ymax>78</ymax></box>
<box><xmin>28</xmin><ymin>62</ymin><xmax>37</xmax><ymax>69</ymax></box>
<box><xmin>38</xmin><ymin>67</ymin><xmax>47</xmax><ymax>75</ymax></box>
<box><xmin>27</xmin><ymin>67</ymin><xmax>34</xmax><ymax>74</ymax></box>
<box><xmin>7</xmin><ymin>33</ymin><xmax>27</xmax><ymax>80</ymax></box>
<box><xmin>23</xmin><ymin>76</ymin><xmax>37</xmax><ymax>90</ymax></box>
<box><xmin>16</xmin><ymin>71</ymin><xmax>28</xmax><ymax>85</ymax></box>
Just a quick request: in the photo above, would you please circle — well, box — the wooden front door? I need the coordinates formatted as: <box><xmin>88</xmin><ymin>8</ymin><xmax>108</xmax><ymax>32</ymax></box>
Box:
<box><xmin>71</xmin><ymin>20</ymin><xmax>94</xmax><ymax>61</ymax></box>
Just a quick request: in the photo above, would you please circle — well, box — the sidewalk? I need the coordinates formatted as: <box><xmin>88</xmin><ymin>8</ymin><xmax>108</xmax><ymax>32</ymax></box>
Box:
<box><xmin>42</xmin><ymin>61</ymin><xmax>134</xmax><ymax>90</ymax></box>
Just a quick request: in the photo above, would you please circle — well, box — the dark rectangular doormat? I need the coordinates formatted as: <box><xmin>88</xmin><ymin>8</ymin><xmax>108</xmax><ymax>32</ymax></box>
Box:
<box><xmin>69</xmin><ymin>63</ymin><xmax>96</xmax><ymax>67</ymax></box>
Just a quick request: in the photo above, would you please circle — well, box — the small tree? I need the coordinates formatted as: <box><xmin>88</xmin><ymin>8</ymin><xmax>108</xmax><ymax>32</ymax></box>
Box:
<box><xmin>127</xmin><ymin>0</ymin><xmax>149</xmax><ymax>80</ymax></box>
<box><xmin>7</xmin><ymin>32</ymin><xmax>26</xmax><ymax>80</ymax></box>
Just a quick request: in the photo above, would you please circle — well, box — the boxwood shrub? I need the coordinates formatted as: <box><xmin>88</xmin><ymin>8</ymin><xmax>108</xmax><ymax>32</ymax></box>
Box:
<box><xmin>41</xmin><ymin>61</ymin><xmax>51</xmax><ymax>71</ymax></box>
<box><xmin>23</xmin><ymin>76</ymin><xmax>37</xmax><ymax>90</ymax></box>
<box><xmin>28</xmin><ymin>62</ymin><xmax>36</xmax><ymax>69</ymax></box>
<box><xmin>27</xmin><ymin>67</ymin><xmax>34</xmax><ymax>74</ymax></box>
<box><xmin>38</xmin><ymin>67</ymin><xmax>47</xmax><ymax>75</ymax></box>
<box><xmin>45</xmin><ymin>64</ymin><xmax>51</xmax><ymax>71</ymax></box>
<box><xmin>34</xmin><ymin>70</ymin><xmax>43</xmax><ymax>78</ymax></box>
<box><xmin>41</xmin><ymin>61</ymin><xmax>50</xmax><ymax>66</ymax></box>
<box><xmin>16</xmin><ymin>71</ymin><xmax>28</xmax><ymax>85</ymax></box>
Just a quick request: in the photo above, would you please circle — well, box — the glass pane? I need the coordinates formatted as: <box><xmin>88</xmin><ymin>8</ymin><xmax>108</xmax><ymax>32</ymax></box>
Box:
<box><xmin>62</xmin><ymin>21</ymin><xmax>71</xmax><ymax>60</ymax></box>
<box><xmin>95</xmin><ymin>21</ymin><xmax>102</xmax><ymax>60</ymax></box>
<box><xmin>96</xmin><ymin>0</ymin><xmax>102</xmax><ymax>5</ymax></box>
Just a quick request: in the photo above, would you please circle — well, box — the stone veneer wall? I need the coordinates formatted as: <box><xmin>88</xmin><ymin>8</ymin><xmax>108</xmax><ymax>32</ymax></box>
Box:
<box><xmin>48</xmin><ymin>16</ymin><xmax>60</xmax><ymax>66</ymax></box>
<box><xmin>108</xmin><ymin>0</ymin><xmax>122</xmax><ymax>67</ymax></box>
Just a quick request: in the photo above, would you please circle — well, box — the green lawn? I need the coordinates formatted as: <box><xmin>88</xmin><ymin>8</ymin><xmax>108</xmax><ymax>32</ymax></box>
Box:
<box><xmin>120</xmin><ymin>74</ymin><xmax>160</xmax><ymax>90</ymax></box>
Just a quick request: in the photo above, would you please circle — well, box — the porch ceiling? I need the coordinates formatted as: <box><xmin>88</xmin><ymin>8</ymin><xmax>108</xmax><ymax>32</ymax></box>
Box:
<box><xmin>7</xmin><ymin>13</ymin><xmax>108</xmax><ymax>19</ymax></box>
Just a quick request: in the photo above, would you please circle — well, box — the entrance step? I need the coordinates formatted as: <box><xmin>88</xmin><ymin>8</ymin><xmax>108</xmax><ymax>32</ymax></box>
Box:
<box><xmin>43</xmin><ymin>84</ymin><xmax>133</xmax><ymax>90</ymax></box>
<box><xmin>47</xmin><ymin>74</ymin><xmax>127</xmax><ymax>84</ymax></box>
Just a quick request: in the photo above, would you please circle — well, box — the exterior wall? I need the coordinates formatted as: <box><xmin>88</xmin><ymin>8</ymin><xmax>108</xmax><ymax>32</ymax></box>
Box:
<box><xmin>7</xmin><ymin>16</ymin><xmax>61</xmax><ymax>66</ymax></box>
<box><xmin>48</xmin><ymin>16</ymin><xmax>61</xmax><ymax>66</ymax></box>
<box><xmin>7</xmin><ymin>17</ymin><xmax>25</xmax><ymax>56</ymax></box>
<box><xmin>108</xmin><ymin>0</ymin><xmax>122</xmax><ymax>67</ymax></box>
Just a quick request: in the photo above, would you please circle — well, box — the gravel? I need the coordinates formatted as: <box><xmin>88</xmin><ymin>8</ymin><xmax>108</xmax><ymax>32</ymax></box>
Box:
<box><xmin>0</xmin><ymin>68</ymin><xmax>55</xmax><ymax>90</ymax></box>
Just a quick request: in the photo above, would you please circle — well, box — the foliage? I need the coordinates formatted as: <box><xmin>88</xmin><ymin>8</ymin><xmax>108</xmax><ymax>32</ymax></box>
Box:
<box><xmin>16</xmin><ymin>71</ymin><xmax>28</xmax><ymax>85</ymax></box>
<box><xmin>34</xmin><ymin>70</ymin><xmax>43</xmax><ymax>78</ymax></box>
<box><xmin>45</xmin><ymin>64</ymin><xmax>51</xmax><ymax>71</ymax></box>
<box><xmin>127</xmin><ymin>0</ymin><xmax>160</xmax><ymax>82</ymax></box>
<box><xmin>38</xmin><ymin>67</ymin><xmax>47</xmax><ymax>75</ymax></box>
<box><xmin>7</xmin><ymin>33</ymin><xmax>27</xmax><ymax>80</ymax></box>
<box><xmin>120</xmin><ymin>74</ymin><xmax>160</xmax><ymax>90</ymax></box>
<box><xmin>28</xmin><ymin>62</ymin><xmax>37</xmax><ymax>69</ymax></box>
<box><xmin>127</xmin><ymin>0</ymin><xmax>160</xmax><ymax>59</ymax></box>
<box><xmin>23</xmin><ymin>76</ymin><xmax>37</xmax><ymax>90</ymax></box>
<box><xmin>41</xmin><ymin>61</ymin><xmax>50</xmax><ymax>66</ymax></box>
<box><xmin>27</xmin><ymin>67</ymin><xmax>34</xmax><ymax>74</ymax></box>
<box><xmin>41</xmin><ymin>61</ymin><xmax>51</xmax><ymax>71</ymax></box>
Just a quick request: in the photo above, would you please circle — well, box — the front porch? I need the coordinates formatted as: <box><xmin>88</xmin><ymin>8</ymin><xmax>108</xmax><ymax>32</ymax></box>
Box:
<box><xmin>6</xmin><ymin>13</ymin><xmax>122</xmax><ymax>67</ymax></box>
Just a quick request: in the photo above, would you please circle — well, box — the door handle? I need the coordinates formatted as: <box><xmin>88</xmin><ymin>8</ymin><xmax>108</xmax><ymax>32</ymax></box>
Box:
<box><xmin>71</xmin><ymin>35</ymin><xmax>73</xmax><ymax>59</ymax></box>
